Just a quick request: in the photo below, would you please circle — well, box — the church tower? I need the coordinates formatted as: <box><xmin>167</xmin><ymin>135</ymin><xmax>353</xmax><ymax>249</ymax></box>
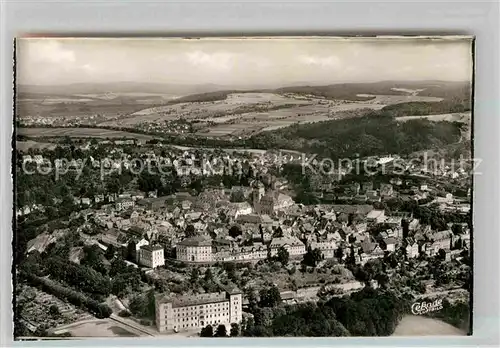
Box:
<box><xmin>252</xmin><ymin>180</ymin><xmax>265</xmax><ymax>213</ymax></box>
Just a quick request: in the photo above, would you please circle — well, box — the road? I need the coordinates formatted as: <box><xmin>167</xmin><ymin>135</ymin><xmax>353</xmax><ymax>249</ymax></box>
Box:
<box><xmin>109</xmin><ymin>314</ymin><xmax>157</xmax><ymax>336</ymax></box>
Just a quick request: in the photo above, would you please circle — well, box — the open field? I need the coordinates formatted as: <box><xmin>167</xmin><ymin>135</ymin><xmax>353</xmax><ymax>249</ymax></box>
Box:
<box><xmin>392</xmin><ymin>315</ymin><xmax>466</xmax><ymax>336</ymax></box>
<box><xmin>16</xmin><ymin>84</ymin><xmax>459</xmax><ymax>140</ymax></box>
<box><xmin>16</xmin><ymin>140</ymin><xmax>57</xmax><ymax>151</ymax></box>
<box><xmin>356</xmin><ymin>94</ymin><xmax>444</xmax><ymax>104</ymax></box>
<box><xmin>395</xmin><ymin>112</ymin><xmax>471</xmax><ymax>123</ymax></box>
<box><xmin>108</xmin><ymin>92</ymin><xmax>440</xmax><ymax>138</ymax></box>
<box><xmin>17</xmin><ymin>127</ymin><xmax>158</xmax><ymax>141</ymax></box>
<box><xmin>105</xmin><ymin>93</ymin><xmax>312</xmax><ymax>128</ymax></box>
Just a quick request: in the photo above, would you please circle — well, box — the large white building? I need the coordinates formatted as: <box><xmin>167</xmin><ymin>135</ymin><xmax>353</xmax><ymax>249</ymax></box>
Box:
<box><xmin>176</xmin><ymin>236</ymin><xmax>213</xmax><ymax>262</ymax></box>
<box><xmin>269</xmin><ymin>236</ymin><xmax>306</xmax><ymax>257</ymax></box>
<box><xmin>139</xmin><ymin>245</ymin><xmax>165</xmax><ymax>268</ymax></box>
<box><xmin>155</xmin><ymin>287</ymin><xmax>243</xmax><ymax>333</ymax></box>
<box><xmin>309</xmin><ymin>240</ymin><xmax>337</xmax><ymax>258</ymax></box>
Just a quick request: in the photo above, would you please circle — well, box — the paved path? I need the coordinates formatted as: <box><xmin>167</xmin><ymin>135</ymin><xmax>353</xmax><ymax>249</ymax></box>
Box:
<box><xmin>109</xmin><ymin>314</ymin><xmax>157</xmax><ymax>336</ymax></box>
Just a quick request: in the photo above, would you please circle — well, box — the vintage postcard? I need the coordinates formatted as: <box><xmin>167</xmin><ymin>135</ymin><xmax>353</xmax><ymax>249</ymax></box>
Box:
<box><xmin>13</xmin><ymin>37</ymin><xmax>473</xmax><ymax>339</ymax></box>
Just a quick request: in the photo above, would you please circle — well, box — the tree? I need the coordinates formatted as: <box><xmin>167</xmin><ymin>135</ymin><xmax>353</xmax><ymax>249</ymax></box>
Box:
<box><xmin>302</xmin><ymin>247</ymin><xmax>323</xmax><ymax>267</ymax></box>
<box><xmin>200</xmin><ymin>324</ymin><xmax>213</xmax><ymax>337</ymax></box>
<box><xmin>228</xmin><ymin>225</ymin><xmax>242</xmax><ymax>239</ymax></box>
<box><xmin>215</xmin><ymin>324</ymin><xmax>227</xmax><ymax>337</ymax></box>
<box><xmin>437</xmin><ymin>248</ymin><xmax>447</xmax><ymax>261</ymax></box>
<box><xmin>204</xmin><ymin>268</ymin><xmax>213</xmax><ymax>282</ymax></box>
<box><xmin>276</xmin><ymin>246</ymin><xmax>290</xmax><ymax>266</ymax></box>
<box><xmin>259</xmin><ymin>285</ymin><xmax>282</xmax><ymax>308</ymax></box>
<box><xmin>126</xmin><ymin>241</ymin><xmax>137</xmax><ymax>261</ymax></box>
<box><xmin>230</xmin><ymin>323</ymin><xmax>240</xmax><ymax>337</ymax></box>
<box><xmin>334</xmin><ymin>247</ymin><xmax>344</xmax><ymax>262</ymax></box>
<box><xmin>105</xmin><ymin>245</ymin><xmax>116</xmax><ymax>260</ymax></box>
<box><xmin>111</xmin><ymin>275</ymin><xmax>129</xmax><ymax>298</ymax></box>
<box><xmin>190</xmin><ymin>267</ymin><xmax>200</xmax><ymax>283</ymax></box>
<box><xmin>49</xmin><ymin>304</ymin><xmax>60</xmax><ymax>316</ymax></box>
<box><xmin>129</xmin><ymin>294</ymin><xmax>147</xmax><ymax>317</ymax></box>
<box><xmin>273</xmin><ymin>226</ymin><xmax>284</xmax><ymax>238</ymax></box>
<box><xmin>185</xmin><ymin>224</ymin><xmax>197</xmax><ymax>238</ymax></box>
<box><xmin>451</xmin><ymin>223</ymin><xmax>464</xmax><ymax>235</ymax></box>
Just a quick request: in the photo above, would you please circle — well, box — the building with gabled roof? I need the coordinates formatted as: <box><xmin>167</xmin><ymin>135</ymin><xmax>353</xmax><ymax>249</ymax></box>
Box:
<box><xmin>176</xmin><ymin>236</ymin><xmax>213</xmax><ymax>262</ymax></box>
<box><xmin>269</xmin><ymin>236</ymin><xmax>306</xmax><ymax>257</ymax></box>
<box><xmin>139</xmin><ymin>244</ymin><xmax>164</xmax><ymax>268</ymax></box>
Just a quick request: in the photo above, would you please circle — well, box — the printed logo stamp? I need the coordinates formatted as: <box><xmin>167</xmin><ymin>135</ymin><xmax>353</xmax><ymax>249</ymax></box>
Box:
<box><xmin>411</xmin><ymin>299</ymin><xmax>444</xmax><ymax>315</ymax></box>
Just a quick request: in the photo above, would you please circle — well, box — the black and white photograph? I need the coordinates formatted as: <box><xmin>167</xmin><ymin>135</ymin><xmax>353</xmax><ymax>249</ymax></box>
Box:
<box><xmin>13</xmin><ymin>36</ymin><xmax>473</xmax><ymax>339</ymax></box>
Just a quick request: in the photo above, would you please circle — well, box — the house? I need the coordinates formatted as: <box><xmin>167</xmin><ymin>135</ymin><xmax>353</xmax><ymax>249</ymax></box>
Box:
<box><xmin>430</xmin><ymin>230</ymin><xmax>454</xmax><ymax>250</ymax></box>
<box><xmin>390</xmin><ymin>178</ymin><xmax>403</xmax><ymax>186</ymax></box>
<box><xmin>381</xmin><ymin>237</ymin><xmax>398</xmax><ymax>252</ymax></box>
<box><xmin>436</xmin><ymin>193</ymin><xmax>453</xmax><ymax>204</ymax></box>
<box><xmin>99</xmin><ymin>229</ymin><xmax>127</xmax><ymax>248</ymax></box>
<box><xmin>362</xmin><ymin>182</ymin><xmax>374</xmax><ymax>192</ymax></box>
<box><xmin>380</xmin><ymin>184</ymin><xmax>394</xmax><ymax>197</ymax></box>
<box><xmin>366</xmin><ymin>209</ymin><xmax>386</xmax><ymax>224</ymax></box>
<box><xmin>269</xmin><ymin>236</ymin><xmax>306</xmax><ymax>257</ymax></box>
<box><xmin>359</xmin><ymin>238</ymin><xmax>384</xmax><ymax>263</ymax></box>
<box><xmin>94</xmin><ymin>194</ymin><xmax>104</xmax><ymax>203</ymax></box>
<box><xmin>139</xmin><ymin>245</ymin><xmax>165</xmax><ymax>268</ymax></box>
<box><xmin>404</xmin><ymin>238</ymin><xmax>419</xmax><ymax>258</ymax></box>
<box><xmin>424</xmin><ymin>230</ymin><xmax>453</xmax><ymax>256</ymax></box>
<box><xmin>115</xmin><ymin>198</ymin><xmax>135</xmax><ymax>211</ymax></box>
<box><xmin>181</xmin><ymin>200</ymin><xmax>192</xmax><ymax>210</ymax></box>
<box><xmin>138</xmin><ymin>197</ymin><xmax>167</xmax><ymax>211</ymax></box>
<box><xmin>309</xmin><ymin>241</ymin><xmax>336</xmax><ymax>258</ymax></box>
<box><xmin>385</xmin><ymin>216</ymin><xmax>402</xmax><ymax>228</ymax></box>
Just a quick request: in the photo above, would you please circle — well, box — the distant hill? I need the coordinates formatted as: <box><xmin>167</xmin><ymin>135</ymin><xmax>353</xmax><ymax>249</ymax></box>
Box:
<box><xmin>17</xmin><ymin>80</ymin><xmax>471</xmax><ymax>100</ymax></box>
<box><xmin>166</xmin><ymin>80</ymin><xmax>471</xmax><ymax>104</ymax></box>
<box><xmin>17</xmin><ymin>82</ymin><xmax>230</xmax><ymax>96</ymax></box>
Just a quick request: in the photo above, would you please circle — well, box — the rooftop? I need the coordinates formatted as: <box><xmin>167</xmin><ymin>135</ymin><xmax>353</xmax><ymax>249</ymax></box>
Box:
<box><xmin>157</xmin><ymin>289</ymin><xmax>240</xmax><ymax>308</ymax></box>
<box><xmin>177</xmin><ymin>235</ymin><xmax>213</xmax><ymax>247</ymax></box>
<box><xmin>140</xmin><ymin>244</ymin><xmax>164</xmax><ymax>252</ymax></box>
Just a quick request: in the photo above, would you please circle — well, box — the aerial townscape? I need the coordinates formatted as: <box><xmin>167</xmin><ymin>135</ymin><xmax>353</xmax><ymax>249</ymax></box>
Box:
<box><xmin>14</xmin><ymin>37</ymin><xmax>473</xmax><ymax>339</ymax></box>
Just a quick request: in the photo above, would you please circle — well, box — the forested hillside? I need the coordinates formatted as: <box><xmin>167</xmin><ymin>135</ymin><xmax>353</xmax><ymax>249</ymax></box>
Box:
<box><xmin>248</xmin><ymin>113</ymin><xmax>464</xmax><ymax>159</ymax></box>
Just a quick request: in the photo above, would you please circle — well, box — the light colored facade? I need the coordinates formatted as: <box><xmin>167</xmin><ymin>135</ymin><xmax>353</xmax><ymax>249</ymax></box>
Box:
<box><xmin>115</xmin><ymin>198</ymin><xmax>135</xmax><ymax>211</ymax></box>
<box><xmin>405</xmin><ymin>240</ymin><xmax>420</xmax><ymax>258</ymax></box>
<box><xmin>309</xmin><ymin>241</ymin><xmax>336</xmax><ymax>258</ymax></box>
<box><xmin>176</xmin><ymin>236</ymin><xmax>213</xmax><ymax>262</ymax></box>
<box><xmin>213</xmin><ymin>243</ymin><xmax>268</xmax><ymax>262</ymax></box>
<box><xmin>139</xmin><ymin>245</ymin><xmax>165</xmax><ymax>268</ymax></box>
<box><xmin>366</xmin><ymin>209</ymin><xmax>386</xmax><ymax>223</ymax></box>
<box><xmin>155</xmin><ymin>289</ymin><xmax>243</xmax><ymax>333</ymax></box>
<box><xmin>135</xmin><ymin>238</ymin><xmax>150</xmax><ymax>263</ymax></box>
<box><xmin>269</xmin><ymin>236</ymin><xmax>306</xmax><ymax>257</ymax></box>
<box><xmin>175</xmin><ymin>236</ymin><xmax>306</xmax><ymax>263</ymax></box>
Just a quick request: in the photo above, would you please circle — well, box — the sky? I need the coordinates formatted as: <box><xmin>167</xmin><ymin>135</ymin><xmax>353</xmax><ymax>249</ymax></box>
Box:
<box><xmin>16</xmin><ymin>37</ymin><xmax>473</xmax><ymax>86</ymax></box>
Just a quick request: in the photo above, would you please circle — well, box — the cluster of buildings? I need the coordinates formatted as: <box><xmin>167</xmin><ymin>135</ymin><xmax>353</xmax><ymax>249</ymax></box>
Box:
<box><xmin>176</xmin><ymin>235</ymin><xmax>306</xmax><ymax>263</ymax></box>
<box><xmin>18</xmin><ymin>114</ymin><xmax>107</xmax><ymax>127</ymax></box>
<box><xmin>75</xmin><ymin>171</ymin><xmax>471</xmax><ymax>272</ymax></box>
